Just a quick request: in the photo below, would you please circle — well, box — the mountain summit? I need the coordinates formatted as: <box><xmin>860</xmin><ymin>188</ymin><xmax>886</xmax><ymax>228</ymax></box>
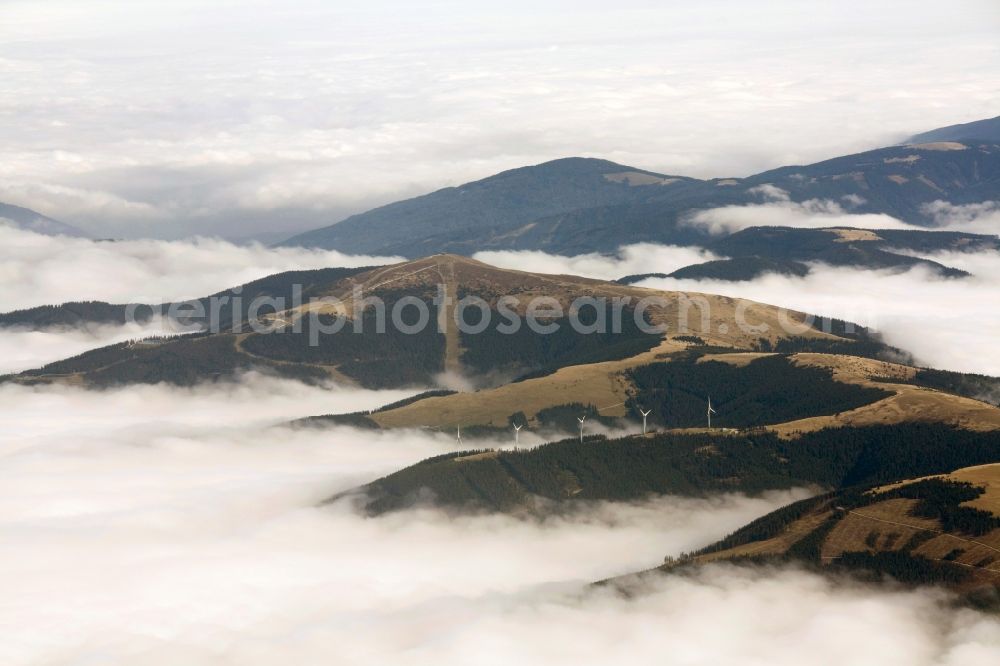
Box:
<box><xmin>279</xmin><ymin>157</ymin><xmax>692</xmax><ymax>255</ymax></box>
<box><xmin>4</xmin><ymin>253</ymin><xmax>864</xmax><ymax>390</ymax></box>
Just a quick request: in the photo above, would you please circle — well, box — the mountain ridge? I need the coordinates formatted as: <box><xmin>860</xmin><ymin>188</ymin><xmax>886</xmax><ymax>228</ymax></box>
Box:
<box><xmin>278</xmin><ymin>121</ymin><xmax>1000</xmax><ymax>259</ymax></box>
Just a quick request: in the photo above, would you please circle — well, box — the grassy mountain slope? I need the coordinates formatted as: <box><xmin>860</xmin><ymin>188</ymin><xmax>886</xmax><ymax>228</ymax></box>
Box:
<box><xmin>354</xmin><ymin>334</ymin><xmax>1000</xmax><ymax>437</ymax></box>
<box><xmin>329</xmin><ymin>350</ymin><xmax>1000</xmax><ymax>516</ymax></box>
<box><xmin>766</xmin><ymin>354</ymin><xmax>1000</xmax><ymax>436</ymax></box>
<box><xmin>366</xmin><ymin>348</ymin><xmax>901</xmax><ymax>432</ymax></box>
<box><xmin>674</xmin><ymin>465</ymin><xmax>1000</xmax><ymax>597</ymax></box>
<box><xmin>7</xmin><ymin>255</ymin><xmax>854</xmax><ymax>389</ymax></box>
<box><xmin>708</xmin><ymin>227</ymin><xmax>986</xmax><ymax>275</ymax></box>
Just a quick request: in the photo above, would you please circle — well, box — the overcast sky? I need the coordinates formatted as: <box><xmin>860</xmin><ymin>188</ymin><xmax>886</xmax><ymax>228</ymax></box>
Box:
<box><xmin>1</xmin><ymin>0</ymin><xmax>998</xmax><ymax>240</ymax></box>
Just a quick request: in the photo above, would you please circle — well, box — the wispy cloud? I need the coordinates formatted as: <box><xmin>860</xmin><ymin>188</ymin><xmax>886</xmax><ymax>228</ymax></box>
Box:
<box><xmin>922</xmin><ymin>200</ymin><xmax>1000</xmax><ymax>235</ymax></box>
<box><xmin>682</xmin><ymin>186</ymin><xmax>919</xmax><ymax>235</ymax></box>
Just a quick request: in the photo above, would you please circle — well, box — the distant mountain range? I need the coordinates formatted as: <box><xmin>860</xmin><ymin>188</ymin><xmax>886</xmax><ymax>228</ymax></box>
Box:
<box><xmin>279</xmin><ymin>116</ymin><xmax>1000</xmax><ymax>280</ymax></box>
<box><xmin>4</xmin><ymin>116</ymin><xmax>998</xmax><ymax>278</ymax></box>
<box><xmin>0</xmin><ymin>202</ymin><xmax>86</xmax><ymax>238</ymax></box>
<box><xmin>283</xmin><ymin>141</ymin><xmax>1000</xmax><ymax>257</ymax></box>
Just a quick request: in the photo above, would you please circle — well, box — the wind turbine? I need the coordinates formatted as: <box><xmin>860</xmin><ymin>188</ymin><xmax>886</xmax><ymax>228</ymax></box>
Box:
<box><xmin>707</xmin><ymin>396</ymin><xmax>717</xmax><ymax>429</ymax></box>
<box><xmin>639</xmin><ymin>408</ymin><xmax>652</xmax><ymax>435</ymax></box>
<box><xmin>456</xmin><ymin>423</ymin><xmax>463</xmax><ymax>445</ymax></box>
<box><xmin>577</xmin><ymin>415</ymin><xmax>587</xmax><ymax>443</ymax></box>
<box><xmin>513</xmin><ymin>423</ymin><xmax>523</xmax><ymax>447</ymax></box>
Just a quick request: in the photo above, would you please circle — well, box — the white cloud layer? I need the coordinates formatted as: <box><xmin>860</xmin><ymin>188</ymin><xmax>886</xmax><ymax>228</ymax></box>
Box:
<box><xmin>1</xmin><ymin>376</ymin><xmax>997</xmax><ymax>663</ymax></box>
<box><xmin>923</xmin><ymin>200</ymin><xmax>1000</xmax><ymax>235</ymax></box>
<box><xmin>0</xmin><ymin>375</ymin><xmax>822</xmax><ymax>664</ymax></box>
<box><xmin>0</xmin><ymin>0</ymin><xmax>998</xmax><ymax>238</ymax></box>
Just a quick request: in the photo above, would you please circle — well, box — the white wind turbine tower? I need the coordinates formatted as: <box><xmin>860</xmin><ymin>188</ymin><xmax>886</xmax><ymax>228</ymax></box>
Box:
<box><xmin>639</xmin><ymin>408</ymin><xmax>652</xmax><ymax>435</ymax></box>
<box><xmin>577</xmin><ymin>415</ymin><xmax>587</xmax><ymax>443</ymax></box>
<box><xmin>513</xmin><ymin>423</ymin><xmax>523</xmax><ymax>447</ymax></box>
<box><xmin>456</xmin><ymin>423</ymin><xmax>463</xmax><ymax>446</ymax></box>
<box><xmin>707</xmin><ymin>396</ymin><xmax>717</xmax><ymax>429</ymax></box>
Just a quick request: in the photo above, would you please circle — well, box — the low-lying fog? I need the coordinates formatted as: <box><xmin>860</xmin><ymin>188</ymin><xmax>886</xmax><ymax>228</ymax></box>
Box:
<box><xmin>0</xmin><ymin>318</ymin><xmax>191</xmax><ymax>375</ymax></box>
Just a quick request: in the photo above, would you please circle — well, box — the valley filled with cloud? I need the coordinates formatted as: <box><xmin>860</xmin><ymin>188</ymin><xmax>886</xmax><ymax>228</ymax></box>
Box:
<box><xmin>3</xmin><ymin>1</ymin><xmax>1000</xmax><ymax>662</ymax></box>
<box><xmin>3</xmin><ymin>226</ymin><xmax>1000</xmax><ymax>663</ymax></box>
<box><xmin>4</xmin><ymin>374</ymin><xmax>1000</xmax><ymax>665</ymax></box>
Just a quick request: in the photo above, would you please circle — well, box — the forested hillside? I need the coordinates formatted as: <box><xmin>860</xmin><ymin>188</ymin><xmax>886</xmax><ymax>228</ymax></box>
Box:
<box><xmin>625</xmin><ymin>355</ymin><xmax>890</xmax><ymax>428</ymax></box>
<box><xmin>343</xmin><ymin>423</ymin><xmax>1000</xmax><ymax>515</ymax></box>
